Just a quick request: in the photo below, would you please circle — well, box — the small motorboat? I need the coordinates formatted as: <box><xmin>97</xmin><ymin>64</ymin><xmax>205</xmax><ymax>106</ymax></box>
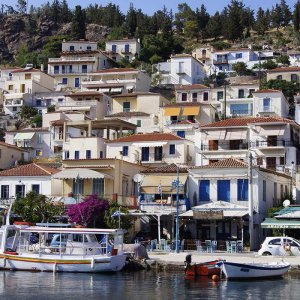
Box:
<box><xmin>184</xmin><ymin>254</ymin><xmax>220</xmax><ymax>277</ymax></box>
<box><xmin>218</xmin><ymin>261</ymin><xmax>290</xmax><ymax>279</ymax></box>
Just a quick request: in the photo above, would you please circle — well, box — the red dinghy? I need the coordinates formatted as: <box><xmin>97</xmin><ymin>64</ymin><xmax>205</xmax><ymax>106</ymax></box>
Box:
<box><xmin>184</xmin><ymin>255</ymin><xmax>220</xmax><ymax>277</ymax></box>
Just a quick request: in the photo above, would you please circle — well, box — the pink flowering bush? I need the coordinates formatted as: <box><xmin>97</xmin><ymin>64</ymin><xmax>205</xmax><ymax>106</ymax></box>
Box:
<box><xmin>67</xmin><ymin>194</ymin><xmax>109</xmax><ymax>227</ymax></box>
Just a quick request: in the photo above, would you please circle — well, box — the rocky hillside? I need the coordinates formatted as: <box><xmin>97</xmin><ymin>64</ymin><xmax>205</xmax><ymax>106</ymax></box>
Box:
<box><xmin>0</xmin><ymin>14</ymin><xmax>110</xmax><ymax>63</ymax></box>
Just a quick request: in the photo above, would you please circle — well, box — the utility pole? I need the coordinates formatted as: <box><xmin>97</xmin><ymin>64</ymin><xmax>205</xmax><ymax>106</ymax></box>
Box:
<box><xmin>248</xmin><ymin>151</ymin><xmax>254</xmax><ymax>250</ymax></box>
<box><xmin>224</xmin><ymin>82</ymin><xmax>227</xmax><ymax>120</ymax></box>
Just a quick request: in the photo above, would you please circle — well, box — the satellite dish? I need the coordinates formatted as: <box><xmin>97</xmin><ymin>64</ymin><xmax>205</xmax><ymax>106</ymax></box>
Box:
<box><xmin>283</xmin><ymin>199</ymin><xmax>290</xmax><ymax>207</ymax></box>
<box><xmin>133</xmin><ymin>174</ymin><xmax>143</xmax><ymax>183</ymax></box>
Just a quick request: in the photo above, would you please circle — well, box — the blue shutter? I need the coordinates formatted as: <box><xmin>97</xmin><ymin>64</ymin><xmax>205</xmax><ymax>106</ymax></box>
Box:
<box><xmin>199</xmin><ymin>180</ymin><xmax>210</xmax><ymax>201</ymax></box>
<box><xmin>217</xmin><ymin>180</ymin><xmax>230</xmax><ymax>202</ymax></box>
<box><xmin>142</xmin><ymin>147</ymin><xmax>149</xmax><ymax>161</ymax></box>
<box><xmin>237</xmin><ymin>179</ymin><xmax>248</xmax><ymax>201</ymax></box>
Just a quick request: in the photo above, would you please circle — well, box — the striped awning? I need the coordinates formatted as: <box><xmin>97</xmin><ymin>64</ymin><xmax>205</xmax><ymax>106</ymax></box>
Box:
<box><xmin>164</xmin><ymin>107</ymin><xmax>181</xmax><ymax>116</ymax></box>
<box><xmin>53</xmin><ymin>168</ymin><xmax>113</xmax><ymax>180</ymax></box>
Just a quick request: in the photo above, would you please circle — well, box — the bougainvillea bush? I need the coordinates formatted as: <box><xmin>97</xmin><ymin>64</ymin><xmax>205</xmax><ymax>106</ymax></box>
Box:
<box><xmin>67</xmin><ymin>194</ymin><xmax>109</xmax><ymax>227</ymax></box>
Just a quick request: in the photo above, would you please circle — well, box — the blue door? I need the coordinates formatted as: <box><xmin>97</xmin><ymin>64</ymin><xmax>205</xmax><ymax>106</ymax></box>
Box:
<box><xmin>125</xmin><ymin>44</ymin><xmax>129</xmax><ymax>53</ymax></box>
<box><xmin>141</xmin><ymin>147</ymin><xmax>149</xmax><ymax>161</ymax></box>
<box><xmin>199</xmin><ymin>180</ymin><xmax>210</xmax><ymax>201</ymax></box>
<box><xmin>75</xmin><ymin>78</ymin><xmax>80</xmax><ymax>87</ymax></box>
<box><xmin>112</xmin><ymin>44</ymin><xmax>117</xmax><ymax>52</ymax></box>
<box><xmin>217</xmin><ymin>180</ymin><xmax>230</xmax><ymax>201</ymax></box>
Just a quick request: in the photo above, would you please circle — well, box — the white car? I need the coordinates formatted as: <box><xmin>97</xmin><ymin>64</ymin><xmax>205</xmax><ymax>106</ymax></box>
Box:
<box><xmin>258</xmin><ymin>236</ymin><xmax>300</xmax><ymax>256</ymax></box>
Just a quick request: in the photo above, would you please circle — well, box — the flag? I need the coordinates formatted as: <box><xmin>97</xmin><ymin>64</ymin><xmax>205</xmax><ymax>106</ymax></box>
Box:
<box><xmin>111</xmin><ymin>210</ymin><xmax>121</xmax><ymax>218</ymax></box>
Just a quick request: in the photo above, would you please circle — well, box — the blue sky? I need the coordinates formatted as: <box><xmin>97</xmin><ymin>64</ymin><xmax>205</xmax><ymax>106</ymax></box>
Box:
<box><xmin>25</xmin><ymin>0</ymin><xmax>297</xmax><ymax>15</ymax></box>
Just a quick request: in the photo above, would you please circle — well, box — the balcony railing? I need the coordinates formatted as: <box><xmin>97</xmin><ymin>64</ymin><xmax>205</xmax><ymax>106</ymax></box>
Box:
<box><xmin>201</xmin><ymin>142</ymin><xmax>248</xmax><ymax>151</ymax></box>
<box><xmin>250</xmin><ymin>140</ymin><xmax>297</xmax><ymax>148</ymax></box>
<box><xmin>213</xmin><ymin>59</ymin><xmax>228</xmax><ymax>64</ymax></box>
<box><xmin>49</xmin><ymin>57</ymin><xmax>96</xmax><ymax>63</ymax></box>
<box><xmin>121</xmin><ymin>48</ymin><xmax>133</xmax><ymax>54</ymax></box>
<box><xmin>175</xmin><ymin>69</ymin><xmax>186</xmax><ymax>75</ymax></box>
<box><xmin>57</xmin><ymin>100</ymin><xmax>98</xmax><ymax>107</ymax></box>
<box><xmin>5</xmin><ymin>100</ymin><xmax>23</xmax><ymax>106</ymax></box>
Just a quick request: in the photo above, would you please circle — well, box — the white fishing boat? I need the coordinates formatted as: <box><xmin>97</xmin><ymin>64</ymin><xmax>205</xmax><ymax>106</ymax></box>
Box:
<box><xmin>219</xmin><ymin>261</ymin><xmax>290</xmax><ymax>279</ymax></box>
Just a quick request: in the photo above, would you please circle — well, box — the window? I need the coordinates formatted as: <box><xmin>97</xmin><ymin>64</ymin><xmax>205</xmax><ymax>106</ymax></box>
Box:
<box><xmin>281</xmin><ymin>184</ymin><xmax>284</xmax><ymax>198</ymax></box>
<box><xmin>217</xmin><ymin>180</ymin><xmax>230</xmax><ymax>201</ymax></box>
<box><xmin>192</xmin><ymin>92</ymin><xmax>198</xmax><ymax>102</ymax></box>
<box><xmin>141</xmin><ymin>147</ymin><xmax>149</xmax><ymax>161</ymax></box>
<box><xmin>64</xmin><ymin>151</ymin><xmax>69</xmax><ymax>159</ymax></box>
<box><xmin>177</xmin><ymin>131</ymin><xmax>185</xmax><ymax>138</ymax></box>
<box><xmin>54</xmin><ymin>66</ymin><xmax>59</xmax><ymax>74</ymax></box>
<box><xmin>36</xmin><ymin>99</ymin><xmax>42</xmax><ymax>107</ymax></box>
<box><xmin>182</xmin><ymin>93</ymin><xmax>187</xmax><ymax>101</ymax></box>
<box><xmin>86</xmin><ymin>150</ymin><xmax>91</xmax><ymax>159</ymax></box>
<box><xmin>263</xmin><ymin>180</ymin><xmax>266</xmax><ymax>201</ymax></box>
<box><xmin>75</xmin><ymin>78</ymin><xmax>80</xmax><ymax>88</ymax></box>
<box><xmin>92</xmin><ymin>178</ymin><xmax>104</xmax><ymax>195</ymax></box>
<box><xmin>280</xmin><ymin>156</ymin><xmax>285</xmax><ymax>165</ymax></box>
<box><xmin>169</xmin><ymin>144</ymin><xmax>175</xmax><ymax>155</ymax></box>
<box><xmin>154</xmin><ymin>146</ymin><xmax>163</xmax><ymax>161</ymax></box>
<box><xmin>99</xmin><ymin>151</ymin><xmax>103</xmax><ymax>158</ymax></box>
<box><xmin>277</xmin><ymin>75</ymin><xmax>282</xmax><ymax>80</ymax></box>
<box><xmin>217</xmin><ymin>91</ymin><xmax>224</xmax><ymax>101</ymax></box>
<box><xmin>1</xmin><ymin>185</ymin><xmax>9</xmax><ymax>199</ymax></box>
<box><xmin>69</xmin><ymin>65</ymin><xmax>73</xmax><ymax>73</ymax></box>
<box><xmin>124</xmin><ymin>44</ymin><xmax>130</xmax><ymax>53</ymax></box>
<box><xmin>35</xmin><ymin>149</ymin><xmax>42</xmax><ymax>157</ymax></box>
<box><xmin>15</xmin><ymin>185</ymin><xmax>25</xmax><ymax>199</ymax></box>
<box><xmin>37</xmin><ymin>133</ymin><xmax>43</xmax><ymax>144</ymax></box>
<box><xmin>268</xmin><ymin>238</ymin><xmax>281</xmax><ymax>246</ymax></box>
<box><xmin>249</xmin><ymin>89</ymin><xmax>255</xmax><ymax>97</ymax></box>
<box><xmin>199</xmin><ymin>180</ymin><xmax>210</xmax><ymax>201</ymax></box>
<box><xmin>73</xmin><ymin>178</ymin><xmax>84</xmax><ymax>195</ymax></box>
<box><xmin>235</xmin><ymin>53</ymin><xmax>242</xmax><ymax>59</ymax></box>
<box><xmin>112</xmin><ymin>44</ymin><xmax>117</xmax><ymax>52</ymax></box>
<box><xmin>237</xmin><ymin>179</ymin><xmax>248</xmax><ymax>201</ymax></box>
<box><xmin>123</xmin><ymin>146</ymin><xmax>128</xmax><ymax>156</ymax></box>
<box><xmin>69</xmin><ymin>46</ymin><xmax>74</xmax><ymax>51</ymax></box>
<box><xmin>8</xmin><ymin>85</ymin><xmax>13</xmax><ymax>90</ymax></box>
<box><xmin>82</xmin><ymin>65</ymin><xmax>87</xmax><ymax>73</ymax></box>
<box><xmin>238</xmin><ymin>89</ymin><xmax>245</xmax><ymax>98</ymax></box>
<box><xmin>32</xmin><ymin>184</ymin><xmax>40</xmax><ymax>194</ymax></box>
<box><xmin>263</xmin><ymin>98</ymin><xmax>271</xmax><ymax>112</ymax></box>
<box><xmin>62</xmin><ymin>78</ymin><xmax>68</xmax><ymax>84</ymax></box>
<box><xmin>25</xmin><ymin>73</ymin><xmax>31</xmax><ymax>80</ymax></box>
<box><xmin>230</xmin><ymin>104</ymin><xmax>248</xmax><ymax>115</ymax></box>
<box><xmin>203</xmin><ymin>92</ymin><xmax>209</xmax><ymax>101</ymax></box>
<box><xmin>123</xmin><ymin>102</ymin><xmax>130</xmax><ymax>112</ymax></box>
<box><xmin>267</xmin><ymin>136</ymin><xmax>277</xmax><ymax>146</ymax></box>
<box><xmin>209</xmin><ymin>140</ymin><xmax>218</xmax><ymax>150</ymax></box>
<box><xmin>136</xmin><ymin>120</ymin><xmax>141</xmax><ymax>127</ymax></box>
<box><xmin>291</xmin><ymin>74</ymin><xmax>298</xmax><ymax>82</ymax></box>
<box><xmin>75</xmin><ymin>151</ymin><xmax>80</xmax><ymax>159</ymax></box>
<box><xmin>87</xmin><ymin>46</ymin><xmax>91</xmax><ymax>51</ymax></box>
<box><xmin>266</xmin><ymin>157</ymin><xmax>276</xmax><ymax>169</ymax></box>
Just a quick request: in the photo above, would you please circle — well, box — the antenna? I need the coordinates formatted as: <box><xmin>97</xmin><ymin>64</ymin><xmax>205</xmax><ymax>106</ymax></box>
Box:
<box><xmin>283</xmin><ymin>199</ymin><xmax>290</xmax><ymax>208</ymax></box>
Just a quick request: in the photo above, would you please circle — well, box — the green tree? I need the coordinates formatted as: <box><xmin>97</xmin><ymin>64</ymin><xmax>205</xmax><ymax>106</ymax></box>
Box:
<box><xmin>271</xmin><ymin>4</ymin><xmax>282</xmax><ymax>29</ymax></box>
<box><xmin>294</xmin><ymin>1</ymin><xmax>300</xmax><ymax>32</ymax></box>
<box><xmin>17</xmin><ymin>0</ymin><xmax>27</xmax><ymax>14</ymax></box>
<box><xmin>205</xmin><ymin>12</ymin><xmax>222</xmax><ymax>39</ymax></box>
<box><xmin>20</xmin><ymin>106</ymin><xmax>38</xmax><ymax>120</ymax></box>
<box><xmin>47</xmin><ymin>105</ymin><xmax>56</xmax><ymax>113</ymax></box>
<box><xmin>71</xmin><ymin>5</ymin><xmax>86</xmax><ymax>40</ymax></box>
<box><xmin>184</xmin><ymin>20</ymin><xmax>199</xmax><ymax>39</ymax></box>
<box><xmin>30</xmin><ymin>114</ymin><xmax>42</xmax><ymax>127</ymax></box>
<box><xmin>125</xmin><ymin>2</ymin><xmax>137</xmax><ymax>36</ymax></box>
<box><xmin>174</xmin><ymin>3</ymin><xmax>197</xmax><ymax>34</ymax></box>
<box><xmin>15</xmin><ymin>44</ymin><xmax>39</xmax><ymax>68</ymax></box>
<box><xmin>232</xmin><ymin>62</ymin><xmax>249</xmax><ymax>75</ymax></box>
<box><xmin>280</xmin><ymin>0</ymin><xmax>292</xmax><ymax>27</ymax></box>
<box><xmin>13</xmin><ymin>191</ymin><xmax>64</xmax><ymax>223</ymax></box>
<box><xmin>255</xmin><ymin>7</ymin><xmax>269</xmax><ymax>35</ymax></box>
<box><xmin>276</xmin><ymin>55</ymin><xmax>290</xmax><ymax>65</ymax></box>
<box><xmin>261</xmin><ymin>60</ymin><xmax>278</xmax><ymax>70</ymax></box>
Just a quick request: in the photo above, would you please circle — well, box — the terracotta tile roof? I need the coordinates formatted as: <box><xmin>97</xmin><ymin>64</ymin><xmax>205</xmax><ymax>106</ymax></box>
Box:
<box><xmin>0</xmin><ymin>163</ymin><xmax>59</xmax><ymax>177</ymax></box>
<box><xmin>252</xmin><ymin>89</ymin><xmax>281</xmax><ymax>93</ymax></box>
<box><xmin>50</xmin><ymin>120</ymin><xmax>65</xmax><ymax>126</ymax></box>
<box><xmin>106</xmin><ymin>111</ymin><xmax>150</xmax><ymax>118</ymax></box>
<box><xmin>267</xmin><ymin>67</ymin><xmax>300</xmax><ymax>73</ymax></box>
<box><xmin>0</xmin><ymin>141</ymin><xmax>26</xmax><ymax>152</ymax></box>
<box><xmin>202</xmin><ymin>116</ymin><xmax>296</xmax><ymax>128</ymax></box>
<box><xmin>11</xmin><ymin>68</ymin><xmax>40</xmax><ymax>73</ymax></box>
<box><xmin>175</xmin><ymin>84</ymin><xmax>209</xmax><ymax>91</ymax></box>
<box><xmin>92</xmin><ymin>68</ymin><xmax>138</xmax><ymax>74</ymax></box>
<box><xmin>106</xmin><ymin>132</ymin><xmax>184</xmax><ymax>143</ymax></box>
<box><xmin>6</xmin><ymin>128</ymin><xmax>49</xmax><ymax>133</ymax></box>
<box><xmin>112</xmin><ymin>92</ymin><xmax>158</xmax><ymax>98</ymax></box>
<box><xmin>192</xmin><ymin>158</ymin><xmax>248</xmax><ymax>169</ymax></box>
<box><xmin>142</xmin><ymin>163</ymin><xmax>188</xmax><ymax>174</ymax></box>
<box><xmin>61</xmin><ymin>50</ymin><xmax>99</xmax><ymax>56</ymax></box>
<box><xmin>164</xmin><ymin>102</ymin><xmax>201</xmax><ymax>107</ymax></box>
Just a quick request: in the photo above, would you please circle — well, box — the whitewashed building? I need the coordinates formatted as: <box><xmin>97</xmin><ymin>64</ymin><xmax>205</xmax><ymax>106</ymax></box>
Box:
<box><xmin>105</xmin><ymin>39</ymin><xmax>141</xmax><ymax>62</ymax></box>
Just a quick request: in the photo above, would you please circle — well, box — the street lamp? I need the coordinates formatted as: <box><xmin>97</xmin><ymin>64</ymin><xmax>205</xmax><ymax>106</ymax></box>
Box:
<box><xmin>172</xmin><ymin>165</ymin><xmax>184</xmax><ymax>254</ymax></box>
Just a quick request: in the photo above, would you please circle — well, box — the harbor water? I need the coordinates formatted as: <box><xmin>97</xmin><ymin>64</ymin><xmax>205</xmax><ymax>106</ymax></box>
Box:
<box><xmin>1</xmin><ymin>270</ymin><xmax>300</xmax><ymax>300</ymax></box>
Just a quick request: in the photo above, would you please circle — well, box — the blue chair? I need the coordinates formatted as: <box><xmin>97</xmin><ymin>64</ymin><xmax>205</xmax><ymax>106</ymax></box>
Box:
<box><xmin>226</xmin><ymin>241</ymin><xmax>232</xmax><ymax>253</ymax></box>
<box><xmin>237</xmin><ymin>240</ymin><xmax>243</xmax><ymax>252</ymax></box>
<box><xmin>212</xmin><ymin>240</ymin><xmax>218</xmax><ymax>252</ymax></box>
<box><xmin>159</xmin><ymin>239</ymin><xmax>166</xmax><ymax>251</ymax></box>
<box><xmin>180</xmin><ymin>239</ymin><xmax>185</xmax><ymax>252</ymax></box>
<box><xmin>150</xmin><ymin>239</ymin><xmax>157</xmax><ymax>251</ymax></box>
<box><xmin>231</xmin><ymin>241</ymin><xmax>237</xmax><ymax>253</ymax></box>
<box><xmin>196</xmin><ymin>240</ymin><xmax>205</xmax><ymax>252</ymax></box>
<box><xmin>205</xmin><ymin>240</ymin><xmax>212</xmax><ymax>253</ymax></box>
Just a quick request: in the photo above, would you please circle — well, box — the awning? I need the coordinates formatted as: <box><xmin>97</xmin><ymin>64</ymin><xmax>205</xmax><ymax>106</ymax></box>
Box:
<box><xmin>98</xmin><ymin>88</ymin><xmax>110</xmax><ymax>92</ymax></box>
<box><xmin>111</xmin><ymin>88</ymin><xmax>122</xmax><ymax>93</ymax></box>
<box><xmin>132</xmin><ymin>142</ymin><xmax>168</xmax><ymax>147</ymax></box>
<box><xmin>140</xmin><ymin>174</ymin><xmax>187</xmax><ymax>194</ymax></box>
<box><xmin>182</xmin><ymin>106</ymin><xmax>200</xmax><ymax>116</ymax></box>
<box><xmin>53</xmin><ymin>168</ymin><xmax>113</xmax><ymax>180</ymax></box>
<box><xmin>14</xmin><ymin>132</ymin><xmax>35</xmax><ymax>140</ymax></box>
<box><xmin>202</xmin><ymin>130</ymin><xmax>226</xmax><ymax>140</ymax></box>
<box><xmin>255</xmin><ymin>125</ymin><xmax>285</xmax><ymax>136</ymax></box>
<box><xmin>261</xmin><ymin>218</ymin><xmax>300</xmax><ymax>229</ymax></box>
<box><xmin>224</xmin><ymin>129</ymin><xmax>247</xmax><ymax>140</ymax></box>
<box><xmin>180</xmin><ymin>209</ymin><xmax>248</xmax><ymax>219</ymax></box>
<box><xmin>164</xmin><ymin>107</ymin><xmax>181</xmax><ymax>116</ymax></box>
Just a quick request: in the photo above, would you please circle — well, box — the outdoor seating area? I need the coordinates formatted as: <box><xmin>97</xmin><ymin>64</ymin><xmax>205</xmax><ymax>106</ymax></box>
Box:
<box><xmin>146</xmin><ymin>239</ymin><xmax>244</xmax><ymax>253</ymax></box>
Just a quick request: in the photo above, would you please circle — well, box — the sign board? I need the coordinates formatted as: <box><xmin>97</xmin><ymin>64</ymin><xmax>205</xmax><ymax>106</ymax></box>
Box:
<box><xmin>193</xmin><ymin>210</ymin><xmax>224</xmax><ymax>220</ymax></box>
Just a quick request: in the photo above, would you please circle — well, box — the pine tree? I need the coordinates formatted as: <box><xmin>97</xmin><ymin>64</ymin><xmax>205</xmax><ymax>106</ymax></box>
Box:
<box><xmin>126</xmin><ymin>3</ymin><xmax>137</xmax><ymax>37</ymax></box>
<box><xmin>293</xmin><ymin>1</ymin><xmax>300</xmax><ymax>32</ymax></box>
<box><xmin>255</xmin><ymin>7</ymin><xmax>269</xmax><ymax>35</ymax></box>
<box><xmin>271</xmin><ymin>4</ymin><xmax>282</xmax><ymax>29</ymax></box>
<box><xmin>205</xmin><ymin>12</ymin><xmax>222</xmax><ymax>40</ymax></box>
<box><xmin>280</xmin><ymin>0</ymin><xmax>292</xmax><ymax>27</ymax></box>
<box><xmin>71</xmin><ymin>5</ymin><xmax>86</xmax><ymax>40</ymax></box>
<box><xmin>17</xmin><ymin>0</ymin><xmax>27</xmax><ymax>14</ymax></box>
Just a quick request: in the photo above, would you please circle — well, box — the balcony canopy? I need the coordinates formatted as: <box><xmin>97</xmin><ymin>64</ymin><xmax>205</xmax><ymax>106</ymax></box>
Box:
<box><xmin>261</xmin><ymin>218</ymin><xmax>300</xmax><ymax>229</ymax></box>
<box><xmin>164</xmin><ymin>107</ymin><xmax>181</xmax><ymax>116</ymax></box>
<box><xmin>53</xmin><ymin>168</ymin><xmax>113</xmax><ymax>180</ymax></box>
<box><xmin>14</xmin><ymin>132</ymin><xmax>35</xmax><ymax>140</ymax></box>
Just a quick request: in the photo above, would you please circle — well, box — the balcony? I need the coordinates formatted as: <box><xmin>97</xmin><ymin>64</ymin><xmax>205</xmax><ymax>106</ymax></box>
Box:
<box><xmin>176</xmin><ymin>69</ymin><xmax>186</xmax><ymax>75</ymax></box>
<box><xmin>251</xmin><ymin>140</ymin><xmax>297</xmax><ymax>148</ymax></box>
<box><xmin>213</xmin><ymin>59</ymin><xmax>228</xmax><ymax>64</ymax></box>
<box><xmin>57</xmin><ymin>100</ymin><xmax>98</xmax><ymax>107</ymax></box>
<box><xmin>4</xmin><ymin>99</ymin><xmax>23</xmax><ymax>106</ymax></box>
<box><xmin>231</xmin><ymin>109</ymin><xmax>253</xmax><ymax>116</ymax></box>
<box><xmin>121</xmin><ymin>48</ymin><xmax>133</xmax><ymax>54</ymax></box>
<box><xmin>48</xmin><ymin>57</ymin><xmax>96</xmax><ymax>63</ymax></box>
<box><xmin>258</xmin><ymin>106</ymin><xmax>277</xmax><ymax>114</ymax></box>
<box><xmin>201</xmin><ymin>142</ymin><xmax>249</xmax><ymax>151</ymax></box>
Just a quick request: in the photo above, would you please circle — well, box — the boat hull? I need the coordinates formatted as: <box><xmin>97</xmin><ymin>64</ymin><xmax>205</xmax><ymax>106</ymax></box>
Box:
<box><xmin>185</xmin><ymin>261</ymin><xmax>220</xmax><ymax>277</ymax></box>
<box><xmin>220</xmin><ymin>261</ymin><xmax>290</xmax><ymax>279</ymax></box>
<box><xmin>0</xmin><ymin>253</ymin><xmax>127</xmax><ymax>273</ymax></box>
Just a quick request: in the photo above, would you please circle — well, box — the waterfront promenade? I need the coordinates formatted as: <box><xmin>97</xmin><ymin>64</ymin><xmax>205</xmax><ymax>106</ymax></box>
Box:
<box><xmin>148</xmin><ymin>251</ymin><xmax>300</xmax><ymax>268</ymax></box>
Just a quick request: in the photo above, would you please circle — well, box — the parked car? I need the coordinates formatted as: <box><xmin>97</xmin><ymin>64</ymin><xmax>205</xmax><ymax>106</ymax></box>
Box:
<box><xmin>258</xmin><ymin>236</ymin><xmax>300</xmax><ymax>256</ymax></box>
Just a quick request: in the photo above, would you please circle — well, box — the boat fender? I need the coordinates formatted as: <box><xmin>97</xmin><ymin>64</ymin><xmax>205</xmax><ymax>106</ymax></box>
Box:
<box><xmin>184</xmin><ymin>254</ymin><xmax>192</xmax><ymax>272</ymax></box>
<box><xmin>4</xmin><ymin>251</ymin><xmax>18</xmax><ymax>255</ymax></box>
<box><xmin>91</xmin><ymin>258</ymin><xmax>95</xmax><ymax>269</ymax></box>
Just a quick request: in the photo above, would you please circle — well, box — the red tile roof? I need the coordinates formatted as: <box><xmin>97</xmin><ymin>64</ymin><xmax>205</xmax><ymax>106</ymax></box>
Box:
<box><xmin>0</xmin><ymin>163</ymin><xmax>59</xmax><ymax>177</ymax></box>
<box><xmin>0</xmin><ymin>141</ymin><xmax>26</xmax><ymax>152</ymax></box>
<box><xmin>202</xmin><ymin>116</ymin><xmax>296</xmax><ymax>128</ymax></box>
<box><xmin>6</xmin><ymin>128</ymin><xmax>49</xmax><ymax>133</ymax></box>
<box><xmin>192</xmin><ymin>158</ymin><xmax>248</xmax><ymax>169</ymax></box>
<box><xmin>267</xmin><ymin>67</ymin><xmax>300</xmax><ymax>73</ymax></box>
<box><xmin>142</xmin><ymin>163</ymin><xmax>188</xmax><ymax>174</ymax></box>
<box><xmin>175</xmin><ymin>84</ymin><xmax>209</xmax><ymax>91</ymax></box>
<box><xmin>106</xmin><ymin>133</ymin><xmax>184</xmax><ymax>143</ymax></box>
<box><xmin>252</xmin><ymin>89</ymin><xmax>281</xmax><ymax>93</ymax></box>
<box><xmin>11</xmin><ymin>68</ymin><xmax>41</xmax><ymax>73</ymax></box>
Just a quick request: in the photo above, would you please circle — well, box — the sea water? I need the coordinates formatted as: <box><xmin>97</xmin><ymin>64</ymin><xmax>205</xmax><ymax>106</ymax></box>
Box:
<box><xmin>0</xmin><ymin>270</ymin><xmax>299</xmax><ymax>300</ymax></box>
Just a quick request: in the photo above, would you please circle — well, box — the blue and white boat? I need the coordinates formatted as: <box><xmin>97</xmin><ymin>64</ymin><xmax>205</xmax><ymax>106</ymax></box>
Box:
<box><xmin>219</xmin><ymin>261</ymin><xmax>290</xmax><ymax>279</ymax></box>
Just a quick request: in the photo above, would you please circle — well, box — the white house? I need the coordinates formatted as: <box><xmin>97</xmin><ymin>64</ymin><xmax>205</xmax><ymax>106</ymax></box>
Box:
<box><xmin>105</xmin><ymin>39</ymin><xmax>141</xmax><ymax>62</ymax></box>
<box><xmin>188</xmin><ymin>157</ymin><xmax>292</xmax><ymax>249</ymax></box>
<box><xmin>106</xmin><ymin>132</ymin><xmax>195</xmax><ymax>166</ymax></box>
<box><xmin>156</xmin><ymin>54</ymin><xmax>206</xmax><ymax>85</ymax></box>
<box><xmin>0</xmin><ymin>163</ymin><xmax>59</xmax><ymax>199</ymax></box>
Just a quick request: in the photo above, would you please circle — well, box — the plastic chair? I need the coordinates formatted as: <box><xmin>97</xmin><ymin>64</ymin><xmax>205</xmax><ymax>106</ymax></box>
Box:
<box><xmin>226</xmin><ymin>241</ymin><xmax>232</xmax><ymax>253</ymax></box>
<box><xmin>212</xmin><ymin>240</ymin><xmax>218</xmax><ymax>252</ymax></box>
<box><xmin>180</xmin><ymin>239</ymin><xmax>185</xmax><ymax>252</ymax></box>
<box><xmin>150</xmin><ymin>239</ymin><xmax>157</xmax><ymax>251</ymax></box>
<box><xmin>159</xmin><ymin>239</ymin><xmax>166</xmax><ymax>251</ymax></box>
<box><xmin>205</xmin><ymin>240</ymin><xmax>212</xmax><ymax>253</ymax></box>
<box><xmin>237</xmin><ymin>240</ymin><xmax>243</xmax><ymax>252</ymax></box>
<box><xmin>231</xmin><ymin>241</ymin><xmax>237</xmax><ymax>253</ymax></box>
